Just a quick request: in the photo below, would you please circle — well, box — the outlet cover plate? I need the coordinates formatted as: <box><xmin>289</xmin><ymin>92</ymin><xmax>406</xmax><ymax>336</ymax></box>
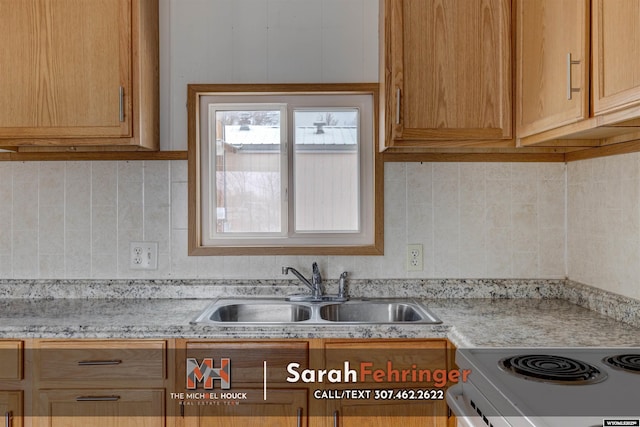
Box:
<box><xmin>407</xmin><ymin>243</ymin><xmax>423</xmax><ymax>271</ymax></box>
<box><xmin>130</xmin><ymin>242</ymin><xmax>158</xmax><ymax>270</ymax></box>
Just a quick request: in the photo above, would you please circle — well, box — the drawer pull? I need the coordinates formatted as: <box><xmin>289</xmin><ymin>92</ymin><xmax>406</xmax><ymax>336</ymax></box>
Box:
<box><xmin>333</xmin><ymin>410</ymin><xmax>339</xmax><ymax>427</ymax></box>
<box><xmin>296</xmin><ymin>407</ymin><xmax>302</xmax><ymax>427</ymax></box>
<box><xmin>76</xmin><ymin>396</ymin><xmax>121</xmax><ymax>402</ymax></box>
<box><xmin>5</xmin><ymin>411</ymin><xmax>12</xmax><ymax>427</ymax></box>
<box><xmin>78</xmin><ymin>360</ymin><xmax>122</xmax><ymax>366</ymax></box>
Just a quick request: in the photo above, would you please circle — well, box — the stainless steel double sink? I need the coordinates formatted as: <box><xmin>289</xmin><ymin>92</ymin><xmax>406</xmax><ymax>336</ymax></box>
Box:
<box><xmin>190</xmin><ymin>298</ymin><xmax>442</xmax><ymax>325</ymax></box>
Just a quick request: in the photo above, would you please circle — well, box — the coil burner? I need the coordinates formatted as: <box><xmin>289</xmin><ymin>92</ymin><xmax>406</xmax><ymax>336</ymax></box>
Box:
<box><xmin>603</xmin><ymin>354</ymin><xmax>640</xmax><ymax>374</ymax></box>
<box><xmin>498</xmin><ymin>354</ymin><xmax>607</xmax><ymax>385</ymax></box>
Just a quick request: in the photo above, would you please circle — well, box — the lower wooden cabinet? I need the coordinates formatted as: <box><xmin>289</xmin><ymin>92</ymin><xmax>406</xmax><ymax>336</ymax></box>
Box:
<box><xmin>0</xmin><ymin>392</ymin><xmax>22</xmax><ymax>427</ymax></box>
<box><xmin>30</xmin><ymin>340</ymin><xmax>168</xmax><ymax>427</ymax></box>
<box><xmin>330</xmin><ymin>398</ymin><xmax>447</xmax><ymax>427</ymax></box>
<box><xmin>36</xmin><ymin>389</ymin><xmax>164</xmax><ymax>427</ymax></box>
<box><xmin>178</xmin><ymin>339</ymin><xmax>450</xmax><ymax>427</ymax></box>
<box><xmin>11</xmin><ymin>338</ymin><xmax>451</xmax><ymax>427</ymax></box>
<box><xmin>322</xmin><ymin>339</ymin><xmax>450</xmax><ymax>427</ymax></box>
<box><xmin>182</xmin><ymin>389</ymin><xmax>307</xmax><ymax>427</ymax></box>
<box><xmin>0</xmin><ymin>341</ymin><xmax>23</xmax><ymax>427</ymax></box>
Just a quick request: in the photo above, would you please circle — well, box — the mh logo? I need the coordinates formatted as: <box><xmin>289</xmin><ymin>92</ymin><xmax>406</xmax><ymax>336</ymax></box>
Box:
<box><xmin>186</xmin><ymin>358</ymin><xmax>231</xmax><ymax>390</ymax></box>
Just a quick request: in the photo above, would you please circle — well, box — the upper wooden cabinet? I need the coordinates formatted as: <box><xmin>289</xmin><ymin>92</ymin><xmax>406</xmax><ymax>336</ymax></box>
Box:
<box><xmin>382</xmin><ymin>0</ymin><xmax>513</xmax><ymax>150</ymax></box>
<box><xmin>0</xmin><ymin>0</ymin><xmax>158</xmax><ymax>151</ymax></box>
<box><xmin>591</xmin><ymin>0</ymin><xmax>640</xmax><ymax>115</ymax></box>
<box><xmin>517</xmin><ymin>0</ymin><xmax>640</xmax><ymax>146</ymax></box>
<box><xmin>516</xmin><ymin>0</ymin><xmax>589</xmax><ymax>138</ymax></box>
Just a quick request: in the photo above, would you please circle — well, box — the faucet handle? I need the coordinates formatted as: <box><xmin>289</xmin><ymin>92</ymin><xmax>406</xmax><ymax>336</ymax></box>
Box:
<box><xmin>311</xmin><ymin>262</ymin><xmax>322</xmax><ymax>284</ymax></box>
<box><xmin>281</xmin><ymin>266</ymin><xmax>288</xmax><ymax>275</ymax></box>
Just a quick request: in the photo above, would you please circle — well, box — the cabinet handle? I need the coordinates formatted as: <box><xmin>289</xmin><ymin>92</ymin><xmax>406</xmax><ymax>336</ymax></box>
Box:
<box><xmin>78</xmin><ymin>360</ymin><xmax>122</xmax><ymax>366</ymax></box>
<box><xmin>395</xmin><ymin>88</ymin><xmax>401</xmax><ymax>124</ymax></box>
<box><xmin>566</xmin><ymin>53</ymin><xmax>581</xmax><ymax>100</ymax></box>
<box><xmin>76</xmin><ymin>396</ymin><xmax>121</xmax><ymax>402</ymax></box>
<box><xmin>333</xmin><ymin>410</ymin><xmax>339</xmax><ymax>427</ymax></box>
<box><xmin>119</xmin><ymin>86</ymin><xmax>125</xmax><ymax>122</ymax></box>
<box><xmin>5</xmin><ymin>411</ymin><xmax>12</xmax><ymax>427</ymax></box>
<box><xmin>296</xmin><ymin>407</ymin><xmax>302</xmax><ymax>427</ymax></box>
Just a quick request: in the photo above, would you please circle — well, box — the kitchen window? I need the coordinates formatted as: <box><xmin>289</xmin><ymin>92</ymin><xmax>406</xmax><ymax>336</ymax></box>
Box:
<box><xmin>187</xmin><ymin>84</ymin><xmax>383</xmax><ymax>255</ymax></box>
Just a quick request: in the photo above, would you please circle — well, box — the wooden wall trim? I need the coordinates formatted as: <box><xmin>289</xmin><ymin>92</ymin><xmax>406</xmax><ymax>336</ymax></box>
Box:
<box><xmin>565</xmin><ymin>139</ymin><xmax>640</xmax><ymax>162</ymax></box>
<box><xmin>382</xmin><ymin>152</ymin><xmax>566</xmax><ymax>162</ymax></box>
<box><xmin>0</xmin><ymin>151</ymin><xmax>187</xmax><ymax>162</ymax></box>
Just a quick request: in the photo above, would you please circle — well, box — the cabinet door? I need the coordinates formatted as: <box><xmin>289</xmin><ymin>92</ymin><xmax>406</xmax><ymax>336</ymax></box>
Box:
<box><xmin>386</xmin><ymin>0</ymin><xmax>512</xmax><ymax>146</ymax></box>
<box><xmin>516</xmin><ymin>0</ymin><xmax>589</xmax><ymax>137</ymax></box>
<box><xmin>0</xmin><ymin>0</ymin><xmax>131</xmax><ymax>139</ymax></box>
<box><xmin>0</xmin><ymin>392</ymin><xmax>22</xmax><ymax>427</ymax></box>
<box><xmin>183</xmin><ymin>389</ymin><xmax>307</xmax><ymax>427</ymax></box>
<box><xmin>592</xmin><ymin>0</ymin><xmax>640</xmax><ymax>115</ymax></box>
<box><xmin>0</xmin><ymin>341</ymin><xmax>22</xmax><ymax>380</ymax></box>
<box><xmin>36</xmin><ymin>389</ymin><xmax>163</xmax><ymax>427</ymax></box>
<box><xmin>324</xmin><ymin>340</ymin><xmax>449</xmax><ymax>427</ymax></box>
<box><xmin>331</xmin><ymin>399</ymin><xmax>447</xmax><ymax>427</ymax></box>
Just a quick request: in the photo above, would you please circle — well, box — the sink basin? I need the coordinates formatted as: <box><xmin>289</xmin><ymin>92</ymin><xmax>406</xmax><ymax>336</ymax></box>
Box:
<box><xmin>190</xmin><ymin>298</ymin><xmax>442</xmax><ymax>325</ymax></box>
<box><xmin>319</xmin><ymin>301</ymin><xmax>437</xmax><ymax>323</ymax></box>
<box><xmin>209</xmin><ymin>303</ymin><xmax>311</xmax><ymax>323</ymax></box>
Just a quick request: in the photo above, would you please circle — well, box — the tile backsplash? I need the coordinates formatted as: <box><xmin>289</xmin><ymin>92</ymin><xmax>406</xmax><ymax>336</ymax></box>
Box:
<box><xmin>568</xmin><ymin>152</ymin><xmax>640</xmax><ymax>300</ymax></box>
<box><xmin>0</xmin><ymin>161</ymin><xmax>566</xmax><ymax>280</ymax></box>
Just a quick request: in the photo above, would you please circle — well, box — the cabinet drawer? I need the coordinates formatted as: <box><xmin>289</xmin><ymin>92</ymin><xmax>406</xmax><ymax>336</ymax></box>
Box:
<box><xmin>35</xmin><ymin>340</ymin><xmax>166</xmax><ymax>382</ymax></box>
<box><xmin>37</xmin><ymin>389</ymin><xmax>164</xmax><ymax>422</ymax></box>
<box><xmin>0</xmin><ymin>341</ymin><xmax>23</xmax><ymax>380</ymax></box>
<box><xmin>185</xmin><ymin>341</ymin><xmax>308</xmax><ymax>386</ymax></box>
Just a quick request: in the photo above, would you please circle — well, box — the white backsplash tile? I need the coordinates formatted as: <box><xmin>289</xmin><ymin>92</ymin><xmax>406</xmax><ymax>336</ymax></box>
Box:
<box><xmin>0</xmin><ymin>210</ymin><xmax>11</xmax><ymax>256</ymax></box>
<box><xmin>65</xmin><ymin>227</ymin><xmax>91</xmax><ymax>279</ymax></box>
<box><xmin>38</xmin><ymin>254</ymin><xmax>64</xmax><ymax>278</ymax></box>
<box><xmin>0</xmin><ymin>160</ymin><xmax>568</xmax><ymax>280</ymax></box>
<box><xmin>568</xmin><ymin>152</ymin><xmax>640</xmax><ymax>300</ymax></box>
<box><xmin>170</xmin><ymin>182</ymin><xmax>188</xmax><ymax>230</ymax></box>
<box><xmin>12</xmin><ymin>229</ymin><xmax>37</xmax><ymax>279</ymax></box>
<box><xmin>39</xmin><ymin>204</ymin><xmax>64</xmax><ymax>254</ymax></box>
<box><xmin>92</xmin><ymin>205</ymin><xmax>118</xmax><ymax>254</ymax></box>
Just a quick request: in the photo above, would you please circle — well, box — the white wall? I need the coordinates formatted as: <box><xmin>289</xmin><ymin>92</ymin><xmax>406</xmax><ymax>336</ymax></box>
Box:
<box><xmin>0</xmin><ymin>1</ymin><xmax>568</xmax><ymax>281</ymax></box>
<box><xmin>568</xmin><ymin>153</ymin><xmax>640</xmax><ymax>300</ymax></box>
<box><xmin>160</xmin><ymin>0</ymin><xmax>379</xmax><ymax>151</ymax></box>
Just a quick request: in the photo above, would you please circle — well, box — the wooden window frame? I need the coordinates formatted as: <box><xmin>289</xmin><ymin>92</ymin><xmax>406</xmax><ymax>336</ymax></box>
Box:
<box><xmin>187</xmin><ymin>83</ymin><xmax>384</xmax><ymax>256</ymax></box>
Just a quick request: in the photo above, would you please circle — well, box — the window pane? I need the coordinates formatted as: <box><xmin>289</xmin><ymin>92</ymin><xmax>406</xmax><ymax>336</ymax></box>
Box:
<box><xmin>293</xmin><ymin>109</ymin><xmax>360</xmax><ymax>232</ymax></box>
<box><xmin>213</xmin><ymin>110</ymin><xmax>283</xmax><ymax>234</ymax></box>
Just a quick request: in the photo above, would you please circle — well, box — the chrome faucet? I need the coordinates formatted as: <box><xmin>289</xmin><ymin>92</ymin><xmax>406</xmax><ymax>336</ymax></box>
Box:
<box><xmin>282</xmin><ymin>263</ymin><xmax>349</xmax><ymax>302</ymax></box>
<box><xmin>282</xmin><ymin>262</ymin><xmax>325</xmax><ymax>300</ymax></box>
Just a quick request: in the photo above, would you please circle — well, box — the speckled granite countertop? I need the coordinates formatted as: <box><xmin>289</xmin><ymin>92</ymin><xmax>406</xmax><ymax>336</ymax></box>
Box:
<box><xmin>0</xmin><ymin>279</ymin><xmax>638</xmax><ymax>347</ymax></box>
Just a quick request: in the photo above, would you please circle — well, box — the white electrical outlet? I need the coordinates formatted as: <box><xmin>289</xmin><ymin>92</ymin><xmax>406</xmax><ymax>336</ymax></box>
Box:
<box><xmin>130</xmin><ymin>242</ymin><xmax>158</xmax><ymax>270</ymax></box>
<box><xmin>407</xmin><ymin>244</ymin><xmax>423</xmax><ymax>271</ymax></box>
